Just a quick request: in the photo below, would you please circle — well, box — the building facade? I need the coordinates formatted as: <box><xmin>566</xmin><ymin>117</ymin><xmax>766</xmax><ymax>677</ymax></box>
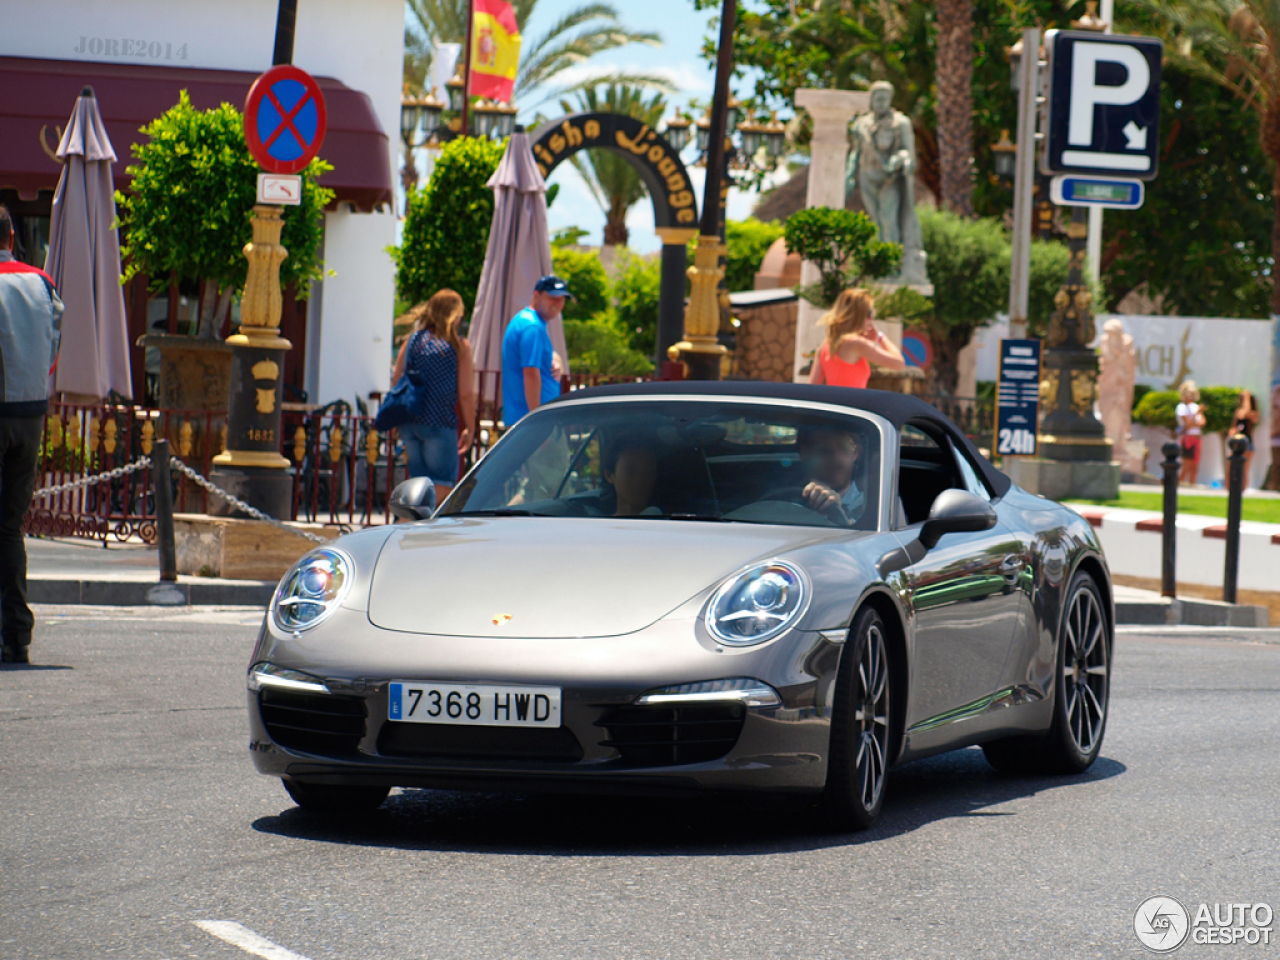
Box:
<box><xmin>0</xmin><ymin>0</ymin><xmax>402</xmax><ymax>407</ymax></box>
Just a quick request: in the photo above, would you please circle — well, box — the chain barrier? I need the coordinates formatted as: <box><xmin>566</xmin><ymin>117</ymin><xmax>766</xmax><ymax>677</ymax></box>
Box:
<box><xmin>30</xmin><ymin>454</ymin><xmax>328</xmax><ymax>545</ymax></box>
<box><xmin>29</xmin><ymin>456</ymin><xmax>153</xmax><ymax>499</ymax></box>
<box><xmin>168</xmin><ymin>458</ymin><xmax>328</xmax><ymax>544</ymax></box>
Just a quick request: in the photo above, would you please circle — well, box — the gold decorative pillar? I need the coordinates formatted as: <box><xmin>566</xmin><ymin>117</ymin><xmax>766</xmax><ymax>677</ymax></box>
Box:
<box><xmin>209</xmin><ymin>205</ymin><xmax>295</xmax><ymax>518</ymax></box>
<box><xmin>669</xmin><ymin>234</ymin><xmax>728</xmax><ymax>380</ymax></box>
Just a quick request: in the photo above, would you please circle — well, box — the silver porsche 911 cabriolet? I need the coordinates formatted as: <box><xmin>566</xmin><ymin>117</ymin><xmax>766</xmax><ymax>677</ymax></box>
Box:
<box><xmin>247</xmin><ymin>382</ymin><xmax>1113</xmax><ymax>829</ymax></box>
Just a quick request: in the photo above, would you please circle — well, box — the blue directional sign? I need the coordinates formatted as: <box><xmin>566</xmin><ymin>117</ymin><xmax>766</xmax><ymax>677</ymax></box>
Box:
<box><xmin>1042</xmin><ymin>31</ymin><xmax>1162</xmax><ymax>180</ymax></box>
<box><xmin>1049</xmin><ymin>175</ymin><xmax>1144</xmax><ymax>209</ymax></box>
<box><xmin>995</xmin><ymin>339</ymin><xmax>1042</xmax><ymax>457</ymax></box>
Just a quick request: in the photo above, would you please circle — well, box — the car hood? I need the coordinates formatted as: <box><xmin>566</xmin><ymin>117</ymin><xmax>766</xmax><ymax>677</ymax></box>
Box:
<box><xmin>367</xmin><ymin>516</ymin><xmax>853</xmax><ymax>638</ymax></box>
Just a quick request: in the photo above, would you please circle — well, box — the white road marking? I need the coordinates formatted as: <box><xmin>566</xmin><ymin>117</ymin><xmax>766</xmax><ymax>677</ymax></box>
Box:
<box><xmin>192</xmin><ymin>921</ymin><xmax>314</xmax><ymax>960</ymax></box>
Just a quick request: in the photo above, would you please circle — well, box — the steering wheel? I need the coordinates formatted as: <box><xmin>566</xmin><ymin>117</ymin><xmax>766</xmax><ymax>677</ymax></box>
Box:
<box><xmin>756</xmin><ymin>484</ymin><xmax>850</xmax><ymax>526</ymax></box>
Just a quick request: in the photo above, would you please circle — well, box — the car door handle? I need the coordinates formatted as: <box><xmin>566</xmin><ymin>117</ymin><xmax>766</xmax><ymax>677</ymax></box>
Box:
<box><xmin>1000</xmin><ymin>555</ymin><xmax>1025</xmax><ymax>577</ymax></box>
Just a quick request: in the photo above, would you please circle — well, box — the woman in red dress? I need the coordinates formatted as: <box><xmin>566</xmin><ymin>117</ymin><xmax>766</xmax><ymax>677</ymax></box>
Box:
<box><xmin>808</xmin><ymin>287</ymin><xmax>905</xmax><ymax>388</ymax></box>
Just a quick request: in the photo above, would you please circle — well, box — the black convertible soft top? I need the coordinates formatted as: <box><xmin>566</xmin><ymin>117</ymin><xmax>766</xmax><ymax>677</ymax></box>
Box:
<box><xmin>559</xmin><ymin>380</ymin><xmax>1012</xmax><ymax>497</ymax></box>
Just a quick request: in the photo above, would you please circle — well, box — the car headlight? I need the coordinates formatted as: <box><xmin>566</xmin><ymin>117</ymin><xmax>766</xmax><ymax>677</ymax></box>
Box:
<box><xmin>272</xmin><ymin>547</ymin><xmax>353</xmax><ymax>632</ymax></box>
<box><xmin>706</xmin><ymin>560</ymin><xmax>808</xmax><ymax>646</ymax></box>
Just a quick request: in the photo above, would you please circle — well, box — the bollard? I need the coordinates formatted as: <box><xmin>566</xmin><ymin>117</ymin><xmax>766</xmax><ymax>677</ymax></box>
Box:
<box><xmin>1223</xmin><ymin>434</ymin><xmax>1248</xmax><ymax>604</ymax></box>
<box><xmin>153</xmin><ymin>439</ymin><xmax>177</xmax><ymax>583</ymax></box>
<box><xmin>1160</xmin><ymin>441</ymin><xmax>1180</xmax><ymax>598</ymax></box>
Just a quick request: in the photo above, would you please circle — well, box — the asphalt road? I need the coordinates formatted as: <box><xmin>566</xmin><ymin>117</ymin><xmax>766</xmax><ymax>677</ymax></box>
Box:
<box><xmin>2</xmin><ymin>608</ymin><xmax>1277</xmax><ymax>960</ymax></box>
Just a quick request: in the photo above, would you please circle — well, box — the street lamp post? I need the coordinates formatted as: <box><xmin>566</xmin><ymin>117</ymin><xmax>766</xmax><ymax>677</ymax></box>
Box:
<box><xmin>400</xmin><ymin>87</ymin><xmax>444</xmax><ymax>205</ymax></box>
<box><xmin>669</xmin><ymin>0</ymin><xmax>737</xmax><ymax>381</ymax></box>
<box><xmin>1007</xmin><ymin>28</ymin><xmax>1041</xmax><ymax>340</ymax></box>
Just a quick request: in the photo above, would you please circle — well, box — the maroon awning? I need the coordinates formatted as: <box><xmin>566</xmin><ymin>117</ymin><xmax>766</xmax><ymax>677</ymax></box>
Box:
<box><xmin>0</xmin><ymin>56</ymin><xmax>392</xmax><ymax>212</ymax></box>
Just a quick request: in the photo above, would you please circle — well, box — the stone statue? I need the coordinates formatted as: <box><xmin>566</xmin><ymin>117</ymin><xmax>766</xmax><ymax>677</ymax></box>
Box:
<box><xmin>846</xmin><ymin>81</ymin><xmax>929</xmax><ymax>287</ymax></box>
<box><xmin>1098</xmin><ymin>317</ymin><xmax>1142</xmax><ymax>472</ymax></box>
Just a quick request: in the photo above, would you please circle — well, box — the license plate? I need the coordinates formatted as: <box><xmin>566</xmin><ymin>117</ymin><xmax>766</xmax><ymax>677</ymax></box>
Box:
<box><xmin>388</xmin><ymin>681</ymin><xmax>562</xmax><ymax>728</ymax></box>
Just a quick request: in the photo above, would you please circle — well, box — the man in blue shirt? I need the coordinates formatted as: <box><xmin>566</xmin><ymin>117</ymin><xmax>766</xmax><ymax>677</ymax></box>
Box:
<box><xmin>502</xmin><ymin>275</ymin><xmax>571</xmax><ymax>423</ymax></box>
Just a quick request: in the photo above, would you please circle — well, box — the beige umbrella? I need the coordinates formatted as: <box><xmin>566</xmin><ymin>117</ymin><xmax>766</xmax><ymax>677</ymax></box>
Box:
<box><xmin>470</xmin><ymin>129</ymin><xmax>566</xmax><ymax>404</ymax></box>
<box><xmin>44</xmin><ymin>86</ymin><xmax>132</xmax><ymax>402</ymax></box>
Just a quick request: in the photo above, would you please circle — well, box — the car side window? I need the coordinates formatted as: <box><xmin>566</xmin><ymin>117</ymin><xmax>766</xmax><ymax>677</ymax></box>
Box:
<box><xmin>950</xmin><ymin>441</ymin><xmax>992</xmax><ymax>502</ymax></box>
<box><xmin>897</xmin><ymin>424</ymin><xmax>967</xmax><ymax>527</ymax></box>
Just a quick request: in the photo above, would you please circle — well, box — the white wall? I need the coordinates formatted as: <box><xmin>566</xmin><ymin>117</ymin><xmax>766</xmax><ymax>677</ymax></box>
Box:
<box><xmin>313</xmin><ymin>210</ymin><xmax>396</xmax><ymax>404</ymax></box>
<box><xmin>971</xmin><ymin>315</ymin><xmax>1276</xmax><ymax>487</ymax></box>
<box><xmin>1</xmin><ymin>0</ymin><xmax>402</xmax><ymax>140</ymax></box>
<box><xmin>3</xmin><ymin>0</ymin><xmax>405</xmax><ymax>406</ymax></box>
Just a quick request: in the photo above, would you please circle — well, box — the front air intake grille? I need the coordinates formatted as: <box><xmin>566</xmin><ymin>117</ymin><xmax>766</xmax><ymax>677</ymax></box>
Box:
<box><xmin>377</xmin><ymin>722</ymin><xmax>584</xmax><ymax>762</ymax></box>
<box><xmin>598</xmin><ymin>702</ymin><xmax>746</xmax><ymax>766</ymax></box>
<box><xmin>259</xmin><ymin>689</ymin><xmax>366</xmax><ymax>756</ymax></box>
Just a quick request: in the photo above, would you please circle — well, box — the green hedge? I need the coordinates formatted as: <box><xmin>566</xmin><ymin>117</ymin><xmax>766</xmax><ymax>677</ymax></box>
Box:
<box><xmin>1133</xmin><ymin>386</ymin><xmax>1240</xmax><ymax>433</ymax></box>
<box><xmin>550</xmin><ymin>247</ymin><xmax>610</xmax><ymax>322</ymax></box>
<box><xmin>394</xmin><ymin>136</ymin><xmax>505</xmax><ymax>314</ymax></box>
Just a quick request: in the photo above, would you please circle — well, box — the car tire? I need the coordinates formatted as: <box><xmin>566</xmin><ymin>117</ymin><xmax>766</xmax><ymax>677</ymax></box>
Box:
<box><xmin>822</xmin><ymin>605</ymin><xmax>893</xmax><ymax>831</ymax></box>
<box><xmin>983</xmin><ymin>571</ymin><xmax>1111</xmax><ymax>775</ymax></box>
<box><xmin>282</xmin><ymin>779</ymin><xmax>391</xmax><ymax>816</ymax></box>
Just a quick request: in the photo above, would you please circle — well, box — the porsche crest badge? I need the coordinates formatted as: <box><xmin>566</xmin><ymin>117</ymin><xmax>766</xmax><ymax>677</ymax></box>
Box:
<box><xmin>492</xmin><ymin>614</ymin><xmax>513</xmax><ymax>626</ymax></box>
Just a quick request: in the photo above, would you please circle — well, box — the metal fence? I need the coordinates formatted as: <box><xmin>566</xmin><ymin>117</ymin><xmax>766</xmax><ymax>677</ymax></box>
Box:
<box><xmin>24</xmin><ymin>402</ymin><xmax>227</xmax><ymax>543</ymax></box>
<box><xmin>23</xmin><ymin>373</ymin><xmax>653</xmax><ymax>545</ymax></box>
<box><xmin>919</xmin><ymin>394</ymin><xmax>996</xmax><ymax>452</ymax></box>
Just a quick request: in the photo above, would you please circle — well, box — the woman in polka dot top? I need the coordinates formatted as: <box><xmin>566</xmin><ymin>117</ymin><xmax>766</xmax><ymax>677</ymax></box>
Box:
<box><xmin>391</xmin><ymin>289</ymin><xmax>476</xmax><ymax>500</ymax></box>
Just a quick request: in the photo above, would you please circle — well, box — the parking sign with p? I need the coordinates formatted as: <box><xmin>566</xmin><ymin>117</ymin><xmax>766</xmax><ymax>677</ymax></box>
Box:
<box><xmin>1042</xmin><ymin>31</ymin><xmax>1162</xmax><ymax>180</ymax></box>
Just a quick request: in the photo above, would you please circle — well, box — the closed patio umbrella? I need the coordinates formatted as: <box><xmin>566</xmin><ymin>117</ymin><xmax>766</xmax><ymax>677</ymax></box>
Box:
<box><xmin>469</xmin><ymin>129</ymin><xmax>566</xmax><ymax>407</ymax></box>
<box><xmin>44</xmin><ymin>86</ymin><xmax>132</xmax><ymax>401</ymax></box>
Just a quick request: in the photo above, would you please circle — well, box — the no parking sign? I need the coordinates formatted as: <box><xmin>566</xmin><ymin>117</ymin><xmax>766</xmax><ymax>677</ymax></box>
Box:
<box><xmin>244</xmin><ymin>64</ymin><xmax>327</xmax><ymax>178</ymax></box>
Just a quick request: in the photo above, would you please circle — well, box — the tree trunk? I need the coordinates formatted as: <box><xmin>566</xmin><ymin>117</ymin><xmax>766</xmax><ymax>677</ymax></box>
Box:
<box><xmin>935</xmin><ymin>0</ymin><xmax>975</xmax><ymax>218</ymax></box>
<box><xmin>604</xmin><ymin>198</ymin><xmax>629</xmax><ymax>247</ymax></box>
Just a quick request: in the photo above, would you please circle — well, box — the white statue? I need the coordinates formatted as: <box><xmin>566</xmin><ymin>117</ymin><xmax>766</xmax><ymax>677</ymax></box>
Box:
<box><xmin>846</xmin><ymin>81</ymin><xmax>929</xmax><ymax>286</ymax></box>
<box><xmin>1098</xmin><ymin>318</ymin><xmax>1142</xmax><ymax>472</ymax></box>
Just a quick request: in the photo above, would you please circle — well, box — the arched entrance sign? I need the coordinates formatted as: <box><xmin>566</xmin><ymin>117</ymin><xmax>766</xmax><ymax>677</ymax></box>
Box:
<box><xmin>530</xmin><ymin>112</ymin><xmax>699</xmax><ymax>367</ymax></box>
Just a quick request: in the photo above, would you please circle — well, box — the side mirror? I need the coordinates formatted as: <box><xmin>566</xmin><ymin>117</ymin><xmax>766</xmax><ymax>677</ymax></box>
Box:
<box><xmin>919</xmin><ymin>489</ymin><xmax>997</xmax><ymax>549</ymax></box>
<box><xmin>390</xmin><ymin>477</ymin><xmax>437</xmax><ymax>521</ymax></box>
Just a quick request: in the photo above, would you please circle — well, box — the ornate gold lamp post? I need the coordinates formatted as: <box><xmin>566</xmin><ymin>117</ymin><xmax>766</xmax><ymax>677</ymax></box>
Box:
<box><xmin>208</xmin><ymin>204</ymin><xmax>295</xmax><ymax>517</ymax></box>
<box><xmin>669</xmin><ymin>0</ymin><xmax>737</xmax><ymax>381</ymax></box>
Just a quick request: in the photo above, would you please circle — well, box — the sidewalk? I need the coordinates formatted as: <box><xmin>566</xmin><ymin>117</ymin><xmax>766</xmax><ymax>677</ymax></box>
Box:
<box><xmin>25</xmin><ymin>536</ymin><xmax>275</xmax><ymax>607</ymax></box>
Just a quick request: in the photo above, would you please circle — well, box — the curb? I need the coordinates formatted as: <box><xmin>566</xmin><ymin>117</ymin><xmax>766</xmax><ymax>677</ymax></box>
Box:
<box><xmin>1117</xmin><ymin>626</ymin><xmax>1280</xmax><ymax>644</ymax></box>
<box><xmin>1115</xmin><ymin>596</ymin><xmax>1268</xmax><ymax>628</ymax></box>
<box><xmin>28</xmin><ymin>578</ymin><xmax>274</xmax><ymax>607</ymax></box>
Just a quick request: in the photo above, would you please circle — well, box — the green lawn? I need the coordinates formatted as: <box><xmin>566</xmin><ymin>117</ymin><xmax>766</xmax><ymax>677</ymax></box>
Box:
<box><xmin>1065</xmin><ymin>492</ymin><xmax>1280</xmax><ymax>525</ymax></box>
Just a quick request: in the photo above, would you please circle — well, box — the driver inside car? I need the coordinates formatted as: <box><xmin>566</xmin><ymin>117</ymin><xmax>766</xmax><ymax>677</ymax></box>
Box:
<box><xmin>796</xmin><ymin>425</ymin><xmax>865</xmax><ymax>526</ymax></box>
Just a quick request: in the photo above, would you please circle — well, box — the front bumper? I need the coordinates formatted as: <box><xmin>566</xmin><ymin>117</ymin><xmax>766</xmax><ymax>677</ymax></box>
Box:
<box><xmin>246</xmin><ymin>608</ymin><xmax>844</xmax><ymax>794</ymax></box>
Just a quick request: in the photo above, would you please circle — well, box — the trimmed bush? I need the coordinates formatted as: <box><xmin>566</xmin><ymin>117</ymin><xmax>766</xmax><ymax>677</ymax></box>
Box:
<box><xmin>394</xmin><ymin>136</ymin><xmax>505</xmax><ymax>314</ymax></box>
<box><xmin>117</xmin><ymin>91</ymin><xmax>332</xmax><ymax>298</ymax></box>
<box><xmin>1134</xmin><ymin>390</ymin><xmax>1178</xmax><ymax>431</ymax></box>
<box><xmin>563</xmin><ymin>312</ymin><xmax>652</xmax><ymax>376</ymax></box>
<box><xmin>611</xmin><ymin>249</ymin><xmax>661</xmax><ymax>356</ymax></box>
<box><xmin>1199</xmin><ymin>386</ymin><xmax>1241</xmax><ymax>434</ymax></box>
<box><xmin>550</xmin><ymin>247</ymin><xmax>610</xmax><ymax>322</ymax></box>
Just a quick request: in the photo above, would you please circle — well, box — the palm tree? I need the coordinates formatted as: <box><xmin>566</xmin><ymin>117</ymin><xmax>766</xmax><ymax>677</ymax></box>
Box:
<box><xmin>1130</xmin><ymin>0</ymin><xmax>1280</xmax><ymax>312</ymax></box>
<box><xmin>405</xmin><ymin>0</ymin><xmax>662</xmax><ymax>105</ymax></box>
<box><xmin>557</xmin><ymin>84</ymin><xmax>671</xmax><ymax>246</ymax></box>
<box><xmin>935</xmin><ymin>0</ymin><xmax>975</xmax><ymax>216</ymax></box>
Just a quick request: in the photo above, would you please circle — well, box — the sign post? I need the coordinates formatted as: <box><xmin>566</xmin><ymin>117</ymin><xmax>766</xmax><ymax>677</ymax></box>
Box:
<box><xmin>208</xmin><ymin>64</ymin><xmax>326</xmax><ymax>520</ymax></box>
<box><xmin>995</xmin><ymin>339</ymin><xmax>1042</xmax><ymax>458</ymax></box>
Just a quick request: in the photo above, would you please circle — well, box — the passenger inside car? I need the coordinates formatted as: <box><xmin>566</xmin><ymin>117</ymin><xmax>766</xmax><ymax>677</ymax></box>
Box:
<box><xmin>601</xmin><ymin>435</ymin><xmax>661</xmax><ymax>516</ymax></box>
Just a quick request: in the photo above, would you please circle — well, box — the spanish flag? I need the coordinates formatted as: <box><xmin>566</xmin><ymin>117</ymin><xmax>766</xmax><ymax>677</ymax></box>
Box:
<box><xmin>471</xmin><ymin>0</ymin><xmax>521</xmax><ymax>103</ymax></box>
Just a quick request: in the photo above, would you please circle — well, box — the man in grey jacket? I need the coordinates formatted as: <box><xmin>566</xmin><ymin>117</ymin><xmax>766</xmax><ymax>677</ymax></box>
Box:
<box><xmin>0</xmin><ymin>206</ymin><xmax>64</xmax><ymax>663</ymax></box>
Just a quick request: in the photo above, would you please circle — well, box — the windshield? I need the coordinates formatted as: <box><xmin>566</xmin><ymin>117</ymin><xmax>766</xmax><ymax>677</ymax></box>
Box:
<box><xmin>440</xmin><ymin>399</ymin><xmax>882</xmax><ymax>529</ymax></box>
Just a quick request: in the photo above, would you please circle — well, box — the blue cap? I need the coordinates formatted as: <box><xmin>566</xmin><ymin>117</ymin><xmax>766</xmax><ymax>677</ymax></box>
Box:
<box><xmin>534</xmin><ymin>274</ymin><xmax>574</xmax><ymax>299</ymax></box>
